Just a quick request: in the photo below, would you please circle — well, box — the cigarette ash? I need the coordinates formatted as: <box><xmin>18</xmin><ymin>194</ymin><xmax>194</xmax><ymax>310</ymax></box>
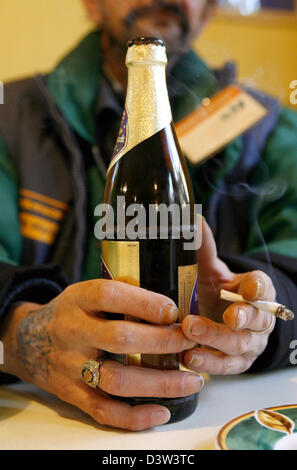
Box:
<box><xmin>276</xmin><ymin>306</ymin><xmax>295</xmax><ymax>322</ymax></box>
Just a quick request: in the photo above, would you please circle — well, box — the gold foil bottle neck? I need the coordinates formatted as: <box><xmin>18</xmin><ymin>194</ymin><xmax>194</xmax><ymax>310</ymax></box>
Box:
<box><xmin>126</xmin><ymin>42</ymin><xmax>167</xmax><ymax>66</ymax></box>
<box><xmin>107</xmin><ymin>37</ymin><xmax>172</xmax><ymax>174</ymax></box>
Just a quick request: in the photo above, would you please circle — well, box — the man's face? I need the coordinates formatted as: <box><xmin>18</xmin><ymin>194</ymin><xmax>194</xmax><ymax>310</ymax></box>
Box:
<box><xmin>88</xmin><ymin>0</ymin><xmax>214</xmax><ymax>56</ymax></box>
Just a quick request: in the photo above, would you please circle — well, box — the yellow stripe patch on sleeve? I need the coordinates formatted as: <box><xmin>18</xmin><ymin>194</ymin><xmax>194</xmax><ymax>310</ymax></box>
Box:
<box><xmin>20</xmin><ymin>212</ymin><xmax>60</xmax><ymax>245</ymax></box>
<box><xmin>19</xmin><ymin>197</ymin><xmax>65</xmax><ymax>221</ymax></box>
<box><xmin>20</xmin><ymin>188</ymin><xmax>69</xmax><ymax>211</ymax></box>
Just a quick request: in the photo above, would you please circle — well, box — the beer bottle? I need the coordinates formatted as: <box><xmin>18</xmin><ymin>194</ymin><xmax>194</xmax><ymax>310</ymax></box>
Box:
<box><xmin>102</xmin><ymin>37</ymin><xmax>199</xmax><ymax>423</ymax></box>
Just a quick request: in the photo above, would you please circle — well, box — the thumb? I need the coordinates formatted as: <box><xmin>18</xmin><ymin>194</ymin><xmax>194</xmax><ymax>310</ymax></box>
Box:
<box><xmin>197</xmin><ymin>216</ymin><xmax>217</xmax><ymax>266</ymax></box>
<box><xmin>197</xmin><ymin>216</ymin><xmax>233</xmax><ymax>281</ymax></box>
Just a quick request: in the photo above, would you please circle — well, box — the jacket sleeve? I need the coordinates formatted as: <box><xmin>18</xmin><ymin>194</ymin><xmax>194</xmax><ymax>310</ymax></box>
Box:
<box><xmin>226</xmin><ymin>108</ymin><xmax>297</xmax><ymax>371</ymax></box>
<box><xmin>0</xmin><ymin>135</ymin><xmax>67</xmax><ymax>321</ymax></box>
<box><xmin>0</xmin><ymin>135</ymin><xmax>68</xmax><ymax>384</ymax></box>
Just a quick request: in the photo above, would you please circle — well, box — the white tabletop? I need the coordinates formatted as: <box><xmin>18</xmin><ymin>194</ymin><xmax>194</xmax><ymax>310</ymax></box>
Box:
<box><xmin>1</xmin><ymin>367</ymin><xmax>297</xmax><ymax>450</ymax></box>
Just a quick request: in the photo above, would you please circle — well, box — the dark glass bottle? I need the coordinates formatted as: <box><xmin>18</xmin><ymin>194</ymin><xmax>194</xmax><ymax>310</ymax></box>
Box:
<box><xmin>101</xmin><ymin>37</ymin><xmax>199</xmax><ymax>423</ymax></box>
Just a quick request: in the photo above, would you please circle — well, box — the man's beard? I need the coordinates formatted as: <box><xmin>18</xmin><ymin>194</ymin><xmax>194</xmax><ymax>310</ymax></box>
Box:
<box><xmin>124</xmin><ymin>1</ymin><xmax>190</xmax><ymax>36</ymax></box>
<box><xmin>123</xmin><ymin>1</ymin><xmax>191</xmax><ymax>60</ymax></box>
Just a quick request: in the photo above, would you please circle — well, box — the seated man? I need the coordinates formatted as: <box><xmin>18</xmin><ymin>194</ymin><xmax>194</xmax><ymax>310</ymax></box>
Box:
<box><xmin>0</xmin><ymin>0</ymin><xmax>296</xmax><ymax>431</ymax></box>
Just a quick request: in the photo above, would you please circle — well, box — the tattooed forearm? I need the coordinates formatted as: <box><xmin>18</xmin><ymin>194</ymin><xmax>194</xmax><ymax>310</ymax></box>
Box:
<box><xmin>17</xmin><ymin>300</ymin><xmax>56</xmax><ymax>381</ymax></box>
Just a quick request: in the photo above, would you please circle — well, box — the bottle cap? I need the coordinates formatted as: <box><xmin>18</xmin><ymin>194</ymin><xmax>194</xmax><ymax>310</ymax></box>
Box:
<box><xmin>127</xmin><ymin>37</ymin><xmax>165</xmax><ymax>48</ymax></box>
<box><xmin>126</xmin><ymin>37</ymin><xmax>167</xmax><ymax>66</ymax></box>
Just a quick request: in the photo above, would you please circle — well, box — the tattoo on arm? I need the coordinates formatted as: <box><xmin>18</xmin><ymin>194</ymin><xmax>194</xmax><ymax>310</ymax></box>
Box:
<box><xmin>18</xmin><ymin>300</ymin><xmax>56</xmax><ymax>381</ymax></box>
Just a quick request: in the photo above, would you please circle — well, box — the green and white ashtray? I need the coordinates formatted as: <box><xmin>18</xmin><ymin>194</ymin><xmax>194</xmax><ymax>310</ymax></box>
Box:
<box><xmin>216</xmin><ymin>405</ymin><xmax>297</xmax><ymax>450</ymax></box>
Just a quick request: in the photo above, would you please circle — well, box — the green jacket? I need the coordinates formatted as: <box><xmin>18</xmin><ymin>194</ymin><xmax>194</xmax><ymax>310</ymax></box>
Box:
<box><xmin>0</xmin><ymin>31</ymin><xmax>297</xmax><ymax>371</ymax></box>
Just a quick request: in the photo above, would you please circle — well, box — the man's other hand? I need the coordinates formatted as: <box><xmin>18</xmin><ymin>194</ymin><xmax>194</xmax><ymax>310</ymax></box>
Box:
<box><xmin>182</xmin><ymin>218</ymin><xmax>276</xmax><ymax>375</ymax></box>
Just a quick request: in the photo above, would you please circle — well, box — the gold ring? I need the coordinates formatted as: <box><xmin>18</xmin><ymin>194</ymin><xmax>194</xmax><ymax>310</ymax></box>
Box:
<box><xmin>81</xmin><ymin>358</ymin><xmax>106</xmax><ymax>388</ymax></box>
<box><xmin>247</xmin><ymin>315</ymin><xmax>276</xmax><ymax>335</ymax></box>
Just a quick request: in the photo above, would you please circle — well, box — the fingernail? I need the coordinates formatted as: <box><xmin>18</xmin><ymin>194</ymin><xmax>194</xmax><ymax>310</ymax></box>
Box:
<box><xmin>255</xmin><ymin>279</ymin><xmax>265</xmax><ymax>299</ymax></box>
<box><xmin>162</xmin><ymin>304</ymin><xmax>179</xmax><ymax>324</ymax></box>
<box><xmin>188</xmin><ymin>316</ymin><xmax>207</xmax><ymax>336</ymax></box>
<box><xmin>236</xmin><ymin>308</ymin><xmax>247</xmax><ymax>329</ymax></box>
<box><xmin>185</xmin><ymin>373</ymin><xmax>204</xmax><ymax>392</ymax></box>
<box><xmin>188</xmin><ymin>353</ymin><xmax>204</xmax><ymax>368</ymax></box>
<box><xmin>153</xmin><ymin>408</ymin><xmax>171</xmax><ymax>425</ymax></box>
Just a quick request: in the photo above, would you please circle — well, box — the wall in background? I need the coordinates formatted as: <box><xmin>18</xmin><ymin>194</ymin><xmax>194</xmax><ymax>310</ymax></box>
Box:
<box><xmin>196</xmin><ymin>12</ymin><xmax>297</xmax><ymax>107</ymax></box>
<box><xmin>0</xmin><ymin>0</ymin><xmax>91</xmax><ymax>82</ymax></box>
<box><xmin>1</xmin><ymin>1</ymin><xmax>296</xmax><ymax>107</ymax></box>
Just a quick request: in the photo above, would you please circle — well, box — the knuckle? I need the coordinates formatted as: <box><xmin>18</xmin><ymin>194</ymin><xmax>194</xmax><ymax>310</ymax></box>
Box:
<box><xmin>158</xmin><ymin>331</ymin><xmax>172</xmax><ymax>354</ymax></box>
<box><xmin>159</xmin><ymin>376</ymin><xmax>173</xmax><ymax>397</ymax></box>
<box><xmin>237</xmin><ymin>332</ymin><xmax>252</xmax><ymax>355</ymax></box>
<box><xmin>97</xmin><ymin>279</ymin><xmax>115</xmax><ymax>304</ymax></box>
<box><xmin>239</xmin><ymin>359</ymin><xmax>253</xmax><ymax>373</ymax></box>
<box><xmin>211</xmin><ymin>322</ymin><xmax>221</xmax><ymax>341</ymax></box>
<box><xmin>61</xmin><ymin>380</ymin><xmax>74</xmax><ymax>398</ymax></box>
<box><xmin>118</xmin><ymin>332</ymin><xmax>133</xmax><ymax>347</ymax></box>
<box><xmin>178</xmin><ymin>374</ymin><xmax>189</xmax><ymax>395</ymax></box>
<box><xmin>48</xmin><ymin>319</ymin><xmax>64</xmax><ymax>345</ymax></box>
<box><xmin>63</xmin><ymin>284</ymin><xmax>77</xmax><ymax>303</ymax></box>
<box><xmin>64</xmin><ymin>284</ymin><xmax>75</xmax><ymax>294</ymax></box>
<box><xmin>221</xmin><ymin>356</ymin><xmax>252</xmax><ymax>375</ymax></box>
<box><xmin>109</xmin><ymin>323</ymin><xmax>134</xmax><ymax>353</ymax></box>
<box><xmin>94</xmin><ymin>407</ymin><xmax>108</xmax><ymax>426</ymax></box>
<box><xmin>257</xmin><ymin>336</ymin><xmax>269</xmax><ymax>354</ymax></box>
<box><xmin>100</xmin><ymin>364</ymin><xmax>130</xmax><ymax>396</ymax></box>
<box><xmin>140</xmin><ymin>292</ymin><xmax>167</xmax><ymax>323</ymax></box>
<box><xmin>51</xmin><ymin>350</ymin><xmax>66</xmax><ymax>371</ymax></box>
<box><xmin>157</xmin><ymin>324</ymin><xmax>186</xmax><ymax>354</ymax></box>
<box><xmin>52</xmin><ymin>311</ymin><xmax>78</xmax><ymax>343</ymax></box>
<box><xmin>53</xmin><ymin>379</ymin><xmax>74</xmax><ymax>400</ymax></box>
<box><xmin>221</xmin><ymin>359</ymin><xmax>236</xmax><ymax>375</ymax></box>
<box><xmin>246</xmin><ymin>332</ymin><xmax>268</xmax><ymax>356</ymax></box>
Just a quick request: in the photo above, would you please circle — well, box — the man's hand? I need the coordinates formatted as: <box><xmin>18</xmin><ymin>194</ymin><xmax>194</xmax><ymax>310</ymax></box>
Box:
<box><xmin>0</xmin><ymin>281</ymin><xmax>203</xmax><ymax>431</ymax></box>
<box><xmin>182</xmin><ymin>218</ymin><xmax>276</xmax><ymax>375</ymax></box>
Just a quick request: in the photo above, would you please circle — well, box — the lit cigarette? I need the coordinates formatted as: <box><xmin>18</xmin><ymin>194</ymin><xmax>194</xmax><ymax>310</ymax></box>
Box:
<box><xmin>220</xmin><ymin>289</ymin><xmax>294</xmax><ymax>321</ymax></box>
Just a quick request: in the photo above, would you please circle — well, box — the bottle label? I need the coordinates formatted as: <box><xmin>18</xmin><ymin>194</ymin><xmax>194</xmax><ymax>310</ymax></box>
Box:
<box><xmin>178</xmin><ymin>265</ymin><xmax>198</xmax><ymax>321</ymax></box>
<box><xmin>101</xmin><ymin>240</ymin><xmax>198</xmax><ymax>370</ymax></box>
<box><xmin>178</xmin><ymin>265</ymin><xmax>198</xmax><ymax>372</ymax></box>
<box><xmin>102</xmin><ymin>240</ymin><xmax>140</xmax><ymax>286</ymax></box>
<box><xmin>102</xmin><ymin>240</ymin><xmax>141</xmax><ymax>367</ymax></box>
<box><xmin>111</xmin><ymin>108</ymin><xmax>129</xmax><ymax>163</ymax></box>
